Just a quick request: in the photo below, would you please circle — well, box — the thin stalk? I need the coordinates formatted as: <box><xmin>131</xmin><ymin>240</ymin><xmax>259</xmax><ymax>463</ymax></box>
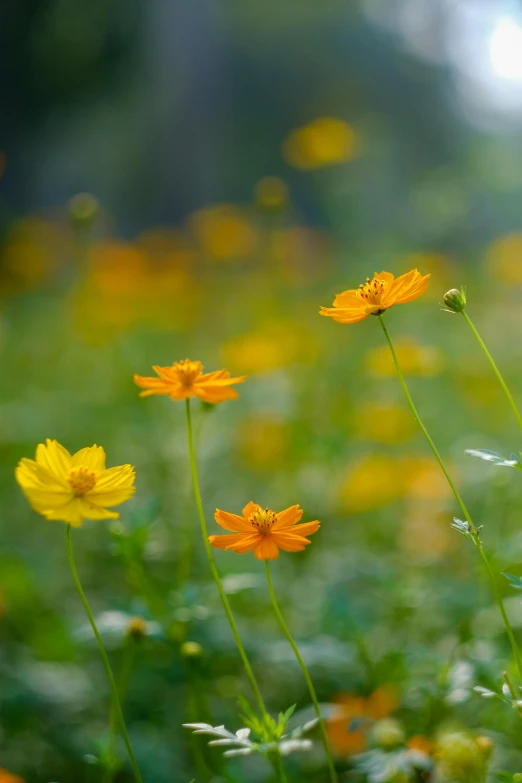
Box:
<box><xmin>461</xmin><ymin>309</ymin><xmax>522</xmax><ymax>430</ymax></box>
<box><xmin>271</xmin><ymin>749</ymin><xmax>289</xmax><ymax>783</ymax></box>
<box><xmin>65</xmin><ymin>525</ymin><xmax>143</xmax><ymax>783</ymax></box>
<box><xmin>378</xmin><ymin>314</ymin><xmax>522</xmax><ymax>680</ymax></box>
<box><xmin>184</xmin><ymin>399</ymin><xmax>267</xmax><ymax>715</ymax></box>
<box><xmin>265</xmin><ymin>561</ymin><xmax>338</xmax><ymax>783</ymax></box>
<box><xmin>104</xmin><ymin>638</ymin><xmax>137</xmax><ymax>783</ymax></box>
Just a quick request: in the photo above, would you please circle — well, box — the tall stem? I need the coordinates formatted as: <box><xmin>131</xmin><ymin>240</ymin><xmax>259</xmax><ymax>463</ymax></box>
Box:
<box><xmin>184</xmin><ymin>399</ymin><xmax>267</xmax><ymax>716</ymax></box>
<box><xmin>461</xmin><ymin>310</ymin><xmax>522</xmax><ymax>431</ymax></box>
<box><xmin>378</xmin><ymin>315</ymin><xmax>522</xmax><ymax>680</ymax></box>
<box><xmin>65</xmin><ymin>525</ymin><xmax>143</xmax><ymax>783</ymax></box>
<box><xmin>265</xmin><ymin>561</ymin><xmax>338</xmax><ymax>783</ymax></box>
<box><xmin>104</xmin><ymin>639</ymin><xmax>137</xmax><ymax>783</ymax></box>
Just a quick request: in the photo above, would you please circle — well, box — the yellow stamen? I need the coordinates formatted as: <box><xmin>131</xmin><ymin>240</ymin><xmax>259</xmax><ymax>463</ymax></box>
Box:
<box><xmin>249</xmin><ymin>507</ymin><xmax>278</xmax><ymax>534</ymax></box>
<box><xmin>356</xmin><ymin>276</ymin><xmax>387</xmax><ymax>305</ymax></box>
<box><xmin>68</xmin><ymin>466</ymin><xmax>97</xmax><ymax>495</ymax></box>
<box><xmin>173</xmin><ymin>359</ymin><xmax>203</xmax><ymax>386</ymax></box>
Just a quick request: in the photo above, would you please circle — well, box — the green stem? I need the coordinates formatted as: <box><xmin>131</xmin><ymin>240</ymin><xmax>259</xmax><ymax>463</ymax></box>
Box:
<box><xmin>104</xmin><ymin>639</ymin><xmax>137</xmax><ymax>783</ymax></box>
<box><xmin>272</xmin><ymin>749</ymin><xmax>288</xmax><ymax>783</ymax></box>
<box><xmin>265</xmin><ymin>561</ymin><xmax>338</xmax><ymax>783</ymax></box>
<box><xmin>461</xmin><ymin>309</ymin><xmax>522</xmax><ymax>430</ymax></box>
<box><xmin>65</xmin><ymin>525</ymin><xmax>143</xmax><ymax>783</ymax></box>
<box><xmin>378</xmin><ymin>314</ymin><xmax>522</xmax><ymax>680</ymax></box>
<box><xmin>184</xmin><ymin>398</ymin><xmax>267</xmax><ymax>716</ymax></box>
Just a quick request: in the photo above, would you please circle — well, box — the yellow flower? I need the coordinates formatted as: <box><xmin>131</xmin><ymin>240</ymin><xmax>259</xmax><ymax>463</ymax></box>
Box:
<box><xmin>283</xmin><ymin>118</ymin><xmax>357</xmax><ymax>169</ymax></box>
<box><xmin>486</xmin><ymin>233</ymin><xmax>522</xmax><ymax>283</ymax></box>
<box><xmin>190</xmin><ymin>204</ymin><xmax>257</xmax><ymax>260</ymax></box>
<box><xmin>339</xmin><ymin>455</ymin><xmax>405</xmax><ymax>512</ymax></box>
<box><xmin>365</xmin><ymin>338</ymin><xmax>444</xmax><ymax>377</ymax></box>
<box><xmin>15</xmin><ymin>440</ymin><xmax>135</xmax><ymax>527</ymax></box>
<box><xmin>209</xmin><ymin>502</ymin><xmax>320</xmax><ymax>560</ymax></box>
<box><xmin>255</xmin><ymin>176</ymin><xmax>289</xmax><ymax>209</ymax></box>
<box><xmin>356</xmin><ymin>401</ymin><xmax>414</xmax><ymax>444</ymax></box>
<box><xmin>320</xmin><ymin>269</ymin><xmax>430</xmax><ymax>324</ymax></box>
<box><xmin>221</xmin><ymin>322</ymin><xmax>317</xmax><ymax>375</ymax></box>
<box><xmin>237</xmin><ymin>416</ymin><xmax>289</xmax><ymax>469</ymax></box>
<box><xmin>134</xmin><ymin>359</ymin><xmax>246</xmax><ymax>404</ymax></box>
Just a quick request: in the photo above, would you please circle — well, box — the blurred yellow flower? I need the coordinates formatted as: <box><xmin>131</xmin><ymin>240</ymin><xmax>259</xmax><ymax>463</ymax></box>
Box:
<box><xmin>255</xmin><ymin>176</ymin><xmax>289</xmax><ymax>209</ymax></box>
<box><xmin>339</xmin><ymin>455</ymin><xmax>405</xmax><ymax>512</ymax></box>
<box><xmin>340</xmin><ymin>454</ymin><xmax>454</xmax><ymax>512</ymax></box>
<box><xmin>356</xmin><ymin>401</ymin><xmax>414</xmax><ymax>444</ymax></box>
<box><xmin>0</xmin><ymin>218</ymin><xmax>66</xmax><ymax>293</ymax></box>
<box><xmin>400</xmin><ymin>508</ymin><xmax>453</xmax><ymax>558</ymax></box>
<box><xmin>237</xmin><ymin>416</ymin><xmax>289</xmax><ymax>469</ymax></box>
<box><xmin>486</xmin><ymin>233</ymin><xmax>522</xmax><ymax>283</ymax></box>
<box><xmin>283</xmin><ymin>117</ymin><xmax>357</xmax><ymax>169</ymax></box>
<box><xmin>0</xmin><ymin>769</ymin><xmax>25</xmax><ymax>783</ymax></box>
<box><xmin>134</xmin><ymin>359</ymin><xmax>246</xmax><ymax>404</ymax></box>
<box><xmin>272</xmin><ymin>226</ymin><xmax>333</xmax><ymax>282</ymax></box>
<box><xmin>209</xmin><ymin>502</ymin><xmax>320</xmax><ymax>560</ymax></box>
<box><xmin>15</xmin><ymin>440</ymin><xmax>135</xmax><ymax>527</ymax></box>
<box><xmin>190</xmin><ymin>204</ymin><xmax>258</xmax><ymax>260</ymax></box>
<box><xmin>365</xmin><ymin>338</ymin><xmax>444</xmax><ymax>377</ymax></box>
<box><xmin>89</xmin><ymin>241</ymin><xmax>149</xmax><ymax>295</ymax></box>
<box><xmin>320</xmin><ymin>270</ymin><xmax>430</xmax><ymax>325</ymax></box>
<box><xmin>221</xmin><ymin>321</ymin><xmax>318</xmax><ymax>375</ymax></box>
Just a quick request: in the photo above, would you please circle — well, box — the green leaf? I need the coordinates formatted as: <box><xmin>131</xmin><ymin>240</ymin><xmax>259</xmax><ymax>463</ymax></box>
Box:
<box><xmin>278</xmin><ymin>704</ymin><xmax>296</xmax><ymax>726</ymax></box>
<box><xmin>502</xmin><ymin>572</ymin><xmax>522</xmax><ymax>590</ymax></box>
<box><xmin>465</xmin><ymin>449</ymin><xmax>519</xmax><ymax>467</ymax></box>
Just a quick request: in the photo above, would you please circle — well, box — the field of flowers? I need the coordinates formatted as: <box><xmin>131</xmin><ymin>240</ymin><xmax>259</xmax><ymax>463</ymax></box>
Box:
<box><xmin>2</xmin><ymin>190</ymin><xmax>522</xmax><ymax>783</ymax></box>
<box><xmin>5</xmin><ymin>3</ymin><xmax>522</xmax><ymax>782</ymax></box>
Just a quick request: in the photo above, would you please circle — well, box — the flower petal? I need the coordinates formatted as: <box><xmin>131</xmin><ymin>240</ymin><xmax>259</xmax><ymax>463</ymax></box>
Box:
<box><xmin>195</xmin><ymin>385</ymin><xmax>240</xmax><ymax>404</ymax></box>
<box><xmin>254</xmin><ymin>536</ymin><xmax>280</xmax><ymax>560</ymax></box>
<box><xmin>272</xmin><ymin>505</ymin><xmax>303</xmax><ymax>530</ymax></box>
<box><xmin>289</xmin><ymin>520</ymin><xmax>320</xmax><ymax>537</ymax></box>
<box><xmin>319</xmin><ymin>307</ymin><xmax>370</xmax><ymax>324</ymax></box>
<box><xmin>271</xmin><ymin>533</ymin><xmax>309</xmax><ymax>552</ymax></box>
<box><xmin>78</xmin><ymin>498</ymin><xmax>120</xmax><ymax>521</ymax></box>
<box><xmin>209</xmin><ymin>533</ymin><xmax>261</xmax><ymax>553</ymax></box>
<box><xmin>214</xmin><ymin>509</ymin><xmax>253</xmax><ymax>532</ymax></box>
<box><xmin>72</xmin><ymin>445</ymin><xmax>106</xmax><ymax>471</ymax></box>
<box><xmin>36</xmin><ymin>440</ymin><xmax>72</xmax><ymax>480</ymax></box>
<box><xmin>242</xmin><ymin>501</ymin><xmax>259</xmax><ymax>518</ymax></box>
<box><xmin>41</xmin><ymin>497</ymin><xmax>84</xmax><ymax>526</ymax></box>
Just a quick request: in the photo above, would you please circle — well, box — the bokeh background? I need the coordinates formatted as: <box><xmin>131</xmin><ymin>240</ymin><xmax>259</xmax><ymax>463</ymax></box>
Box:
<box><xmin>4</xmin><ymin>1</ymin><xmax>522</xmax><ymax>781</ymax></box>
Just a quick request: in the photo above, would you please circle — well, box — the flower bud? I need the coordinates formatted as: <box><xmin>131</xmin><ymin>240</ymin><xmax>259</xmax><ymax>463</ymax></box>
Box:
<box><xmin>370</xmin><ymin>718</ymin><xmax>405</xmax><ymax>750</ymax></box>
<box><xmin>443</xmin><ymin>287</ymin><xmax>467</xmax><ymax>313</ymax></box>
<box><xmin>476</xmin><ymin>736</ymin><xmax>494</xmax><ymax>759</ymax></box>
<box><xmin>435</xmin><ymin>732</ymin><xmax>488</xmax><ymax>782</ymax></box>
<box><xmin>513</xmin><ymin>774</ymin><xmax>522</xmax><ymax>781</ymax></box>
<box><xmin>127</xmin><ymin>616</ymin><xmax>147</xmax><ymax>640</ymax></box>
<box><xmin>181</xmin><ymin>640</ymin><xmax>204</xmax><ymax>659</ymax></box>
<box><xmin>68</xmin><ymin>192</ymin><xmax>100</xmax><ymax>231</ymax></box>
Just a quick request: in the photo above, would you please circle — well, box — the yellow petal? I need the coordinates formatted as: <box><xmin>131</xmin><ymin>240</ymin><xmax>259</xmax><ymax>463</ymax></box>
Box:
<box><xmin>72</xmin><ymin>445</ymin><xmax>106</xmax><ymax>471</ymax></box>
<box><xmin>36</xmin><ymin>440</ymin><xmax>72</xmax><ymax>480</ymax></box>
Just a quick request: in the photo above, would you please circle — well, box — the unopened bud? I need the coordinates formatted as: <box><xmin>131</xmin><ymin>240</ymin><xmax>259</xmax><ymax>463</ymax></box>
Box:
<box><xmin>181</xmin><ymin>641</ymin><xmax>204</xmax><ymax>659</ymax></box>
<box><xmin>68</xmin><ymin>192</ymin><xmax>100</xmax><ymax>231</ymax></box>
<box><xmin>435</xmin><ymin>732</ymin><xmax>488</xmax><ymax>782</ymax></box>
<box><xmin>127</xmin><ymin>616</ymin><xmax>147</xmax><ymax>640</ymax></box>
<box><xmin>476</xmin><ymin>736</ymin><xmax>494</xmax><ymax>759</ymax></box>
<box><xmin>513</xmin><ymin>774</ymin><xmax>522</xmax><ymax>781</ymax></box>
<box><xmin>443</xmin><ymin>287</ymin><xmax>467</xmax><ymax>313</ymax></box>
<box><xmin>370</xmin><ymin>718</ymin><xmax>405</xmax><ymax>750</ymax></box>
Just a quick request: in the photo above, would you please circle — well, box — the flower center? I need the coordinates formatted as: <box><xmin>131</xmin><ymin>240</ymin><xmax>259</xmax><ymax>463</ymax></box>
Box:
<box><xmin>249</xmin><ymin>507</ymin><xmax>277</xmax><ymax>534</ymax></box>
<box><xmin>174</xmin><ymin>359</ymin><xmax>203</xmax><ymax>387</ymax></box>
<box><xmin>356</xmin><ymin>276</ymin><xmax>387</xmax><ymax>306</ymax></box>
<box><xmin>68</xmin><ymin>466</ymin><xmax>97</xmax><ymax>495</ymax></box>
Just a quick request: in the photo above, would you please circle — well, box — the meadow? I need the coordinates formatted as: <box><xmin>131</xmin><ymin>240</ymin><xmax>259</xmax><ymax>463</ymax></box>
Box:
<box><xmin>3</xmin><ymin>182</ymin><xmax>522</xmax><ymax>783</ymax></box>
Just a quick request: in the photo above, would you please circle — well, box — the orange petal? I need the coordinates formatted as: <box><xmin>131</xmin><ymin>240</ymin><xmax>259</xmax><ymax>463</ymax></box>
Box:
<box><xmin>290</xmin><ymin>520</ymin><xmax>320</xmax><ymax>537</ymax></box>
<box><xmin>254</xmin><ymin>536</ymin><xmax>280</xmax><ymax>560</ymax></box>
<box><xmin>272</xmin><ymin>504</ymin><xmax>303</xmax><ymax>530</ymax></box>
<box><xmin>375</xmin><ymin>271</ymin><xmax>395</xmax><ymax>285</ymax></box>
<box><xmin>242</xmin><ymin>501</ymin><xmax>259</xmax><ymax>518</ymax></box>
<box><xmin>271</xmin><ymin>532</ymin><xmax>311</xmax><ymax>552</ymax></box>
<box><xmin>209</xmin><ymin>532</ymin><xmax>261</xmax><ymax>553</ymax></box>
<box><xmin>319</xmin><ymin>307</ymin><xmax>370</xmax><ymax>324</ymax></box>
<box><xmin>333</xmin><ymin>290</ymin><xmax>361</xmax><ymax>308</ymax></box>
<box><xmin>214</xmin><ymin>508</ymin><xmax>252</xmax><ymax>532</ymax></box>
<box><xmin>195</xmin><ymin>385</ymin><xmax>240</xmax><ymax>404</ymax></box>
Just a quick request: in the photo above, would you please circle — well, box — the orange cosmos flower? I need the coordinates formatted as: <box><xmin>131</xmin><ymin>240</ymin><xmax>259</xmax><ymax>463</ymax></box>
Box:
<box><xmin>0</xmin><ymin>768</ymin><xmax>25</xmax><ymax>783</ymax></box>
<box><xmin>319</xmin><ymin>269</ymin><xmax>430</xmax><ymax>324</ymax></box>
<box><xmin>209</xmin><ymin>501</ymin><xmax>320</xmax><ymax>560</ymax></box>
<box><xmin>133</xmin><ymin>359</ymin><xmax>246</xmax><ymax>404</ymax></box>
